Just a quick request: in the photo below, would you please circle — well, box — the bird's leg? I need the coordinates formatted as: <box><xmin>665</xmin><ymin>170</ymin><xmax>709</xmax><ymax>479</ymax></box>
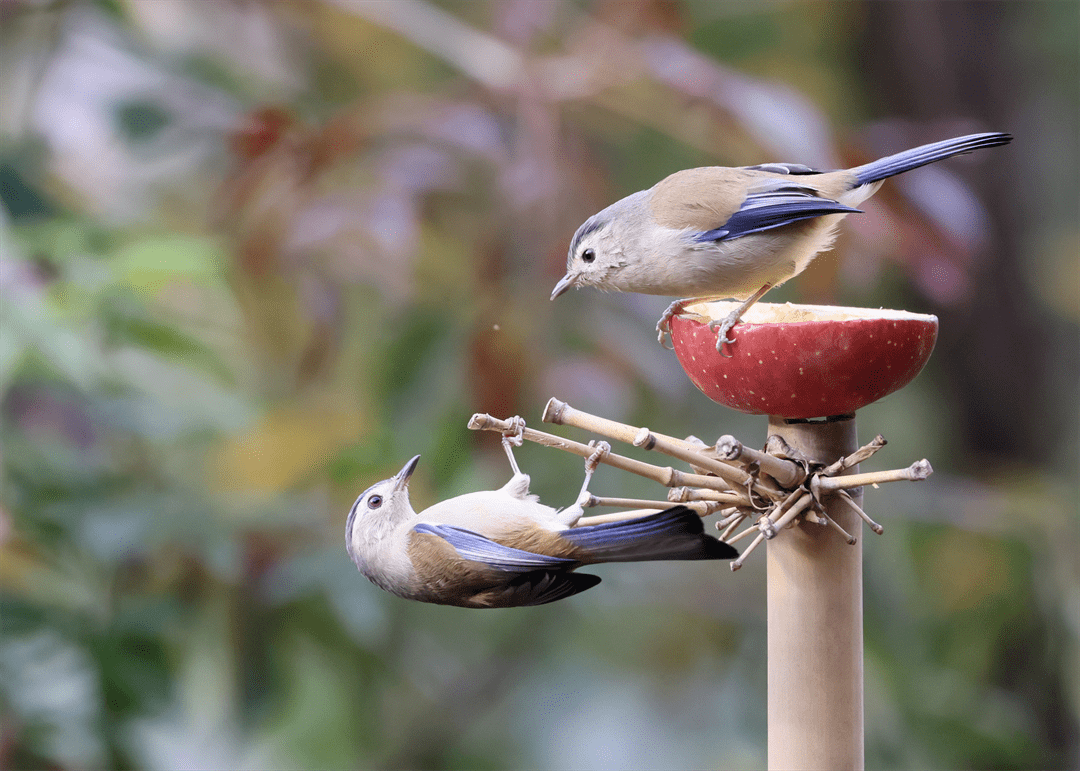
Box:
<box><xmin>562</xmin><ymin>440</ymin><xmax>612</xmax><ymax>526</ymax></box>
<box><xmin>707</xmin><ymin>283</ymin><xmax>772</xmax><ymax>357</ymax></box>
<box><xmin>578</xmin><ymin>440</ymin><xmax>611</xmax><ymax>503</ymax></box>
<box><xmin>656</xmin><ymin>294</ymin><xmax>736</xmax><ymax>349</ymax></box>
<box><xmin>500</xmin><ymin>415</ymin><xmax>526</xmax><ymax>476</ymax></box>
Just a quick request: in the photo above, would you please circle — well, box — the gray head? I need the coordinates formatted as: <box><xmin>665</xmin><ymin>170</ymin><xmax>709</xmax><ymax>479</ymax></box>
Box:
<box><xmin>346</xmin><ymin>455</ymin><xmax>420</xmax><ymax>567</ymax></box>
<box><xmin>551</xmin><ymin>191</ymin><xmax>649</xmax><ymax>300</ymax></box>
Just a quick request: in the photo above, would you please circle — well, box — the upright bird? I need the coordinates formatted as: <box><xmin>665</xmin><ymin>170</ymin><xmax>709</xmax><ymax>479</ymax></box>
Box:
<box><xmin>552</xmin><ymin>132</ymin><xmax>1012</xmax><ymax>354</ymax></box>
<box><xmin>346</xmin><ymin>430</ymin><xmax>736</xmax><ymax>608</ymax></box>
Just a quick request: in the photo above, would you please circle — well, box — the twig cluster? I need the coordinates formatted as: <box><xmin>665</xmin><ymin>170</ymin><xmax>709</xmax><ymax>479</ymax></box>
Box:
<box><xmin>468</xmin><ymin>398</ymin><xmax>933</xmax><ymax>571</ymax></box>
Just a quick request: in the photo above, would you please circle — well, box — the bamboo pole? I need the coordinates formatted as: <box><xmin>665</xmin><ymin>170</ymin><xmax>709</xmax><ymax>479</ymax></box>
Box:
<box><xmin>766</xmin><ymin>415</ymin><xmax>864</xmax><ymax>771</ymax></box>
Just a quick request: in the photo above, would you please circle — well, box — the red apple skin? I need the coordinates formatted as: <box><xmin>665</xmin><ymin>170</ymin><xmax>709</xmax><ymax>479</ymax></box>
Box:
<box><xmin>670</xmin><ymin>314</ymin><xmax>938</xmax><ymax>419</ymax></box>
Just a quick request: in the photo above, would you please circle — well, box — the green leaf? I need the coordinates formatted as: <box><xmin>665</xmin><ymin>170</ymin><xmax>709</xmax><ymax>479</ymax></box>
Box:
<box><xmin>112</xmin><ymin>234</ymin><xmax>227</xmax><ymax>294</ymax></box>
<box><xmin>101</xmin><ymin>304</ymin><xmax>235</xmax><ymax>386</ymax></box>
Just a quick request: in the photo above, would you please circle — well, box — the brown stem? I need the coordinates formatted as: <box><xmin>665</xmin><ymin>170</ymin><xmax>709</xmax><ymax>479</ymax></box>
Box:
<box><xmin>730</xmin><ymin>531</ymin><xmax>766</xmax><ymax>571</ymax></box>
<box><xmin>818</xmin><ymin>435</ymin><xmax>888</xmax><ymax>477</ymax></box>
<box><xmin>830</xmin><ymin>490</ymin><xmax>884</xmax><ymax>535</ymax></box>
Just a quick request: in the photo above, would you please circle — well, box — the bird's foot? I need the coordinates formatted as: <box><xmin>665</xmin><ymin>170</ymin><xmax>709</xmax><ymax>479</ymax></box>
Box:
<box><xmin>656</xmin><ymin>300</ymin><xmax>690</xmax><ymax>349</ymax></box>
<box><xmin>584</xmin><ymin>440</ymin><xmax>611</xmax><ymax>475</ymax></box>
<box><xmin>707</xmin><ymin>312</ymin><xmax>742</xmax><ymax>357</ymax></box>
<box><xmin>500</xmin><ymin>416</ymin><xmax>526</xmax><ymax>475</ymax></box>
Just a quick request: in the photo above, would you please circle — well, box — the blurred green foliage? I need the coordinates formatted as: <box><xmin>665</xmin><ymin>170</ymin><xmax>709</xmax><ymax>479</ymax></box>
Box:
<box><xmin>1</xmin><ymin>1</ymin><xmax>1077</xmax><ymax>769</ymax></box>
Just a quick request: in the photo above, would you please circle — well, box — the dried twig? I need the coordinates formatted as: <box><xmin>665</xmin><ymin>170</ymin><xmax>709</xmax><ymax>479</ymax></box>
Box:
<box><xmin>830</xmin><ymin>490</ymin><xmax>884</xmax><ymax>535</ymax></box>
<box><xmin>817</xmin><ymin>507</ymin><xmax>858</xmax><ymax>545</ymax></box>
<box><xmin>718</xmin><ymin>513</ymin><xmax>749</xmax><ymax>541</ymax></box>
<box><xmin>764</xmin><ymin>491</ymin><xmax>814</xmax><ymax>539</ymax></box>
<box><xmin>730</xmin><ymin>532</ymin><xmax>766</xmax><ymax>571</ymax></box>
<box><xmin>818</xmin><ymin>435</ymin><xmax>888</xmax><ymax>477</ymax></box>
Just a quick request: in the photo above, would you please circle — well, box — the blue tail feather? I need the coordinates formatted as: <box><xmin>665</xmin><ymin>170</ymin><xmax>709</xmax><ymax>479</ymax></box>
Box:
<box><xmin>562</xmin><ymin>506</ymin><xmax>737</xmax><ymax>561</ymax></box>
<box><xmin>850</xmin><ymin>132</ymin><xmax>1011</xmax><ymax>187</ymax></box>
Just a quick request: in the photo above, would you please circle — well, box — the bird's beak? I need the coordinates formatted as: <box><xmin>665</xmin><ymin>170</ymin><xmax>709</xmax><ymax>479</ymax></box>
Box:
<box><xmin>551</xmin><ymin>272</ymin><xmax>577</xmax><ymax>300</ymax></box>
<box><xmin>393</xmin><ymin>455</ymin><xmax>420</xmax><ymax>493</ymax></box>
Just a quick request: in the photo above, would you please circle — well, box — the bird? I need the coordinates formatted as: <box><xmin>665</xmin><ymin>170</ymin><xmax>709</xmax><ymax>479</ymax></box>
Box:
<box><xmin>551</xmin><ymin>132</ymin><xmax>1012</xmax><ymax>355</ymax></box>
<box><xmin>345</xmin><ymin>427</ymin><xmax>737</xmax><ymax>608</ymax></box>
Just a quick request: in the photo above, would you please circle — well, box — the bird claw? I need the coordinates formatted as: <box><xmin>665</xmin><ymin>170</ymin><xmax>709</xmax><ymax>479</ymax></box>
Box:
<box><xmin>656</xmin><ymin>300</ymin><xmax>687</xmax><ymax>350</ymax></box>
<box><xmin>500</xmin><ymin>416</ymin><xmax>526</xmax><ymax>475</ymax></box>
<box><xmin>707</xmin><ymin>315</ymin><xmax>740</xmax><ymax>357</ymax></box>
<box><xmin>501</xmin><ymin>416</ymin><xmax>525</xmax><ymax>447</ymax></box>
<box><xmin>656</xmin><ymin>320</ymin><xmax>675</xmax><ymax>350</ymax></box>
<box><xmin>584</xmin><ymin>440</ymin><xmax>611</xmax><ymax>473</ymax></box>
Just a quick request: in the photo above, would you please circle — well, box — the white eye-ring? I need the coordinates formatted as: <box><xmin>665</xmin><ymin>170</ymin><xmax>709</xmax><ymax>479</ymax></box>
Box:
<box><xmin>367</xmin><ymin>495</ymin><xmax>383</xmax><ymax>509</ymax></box>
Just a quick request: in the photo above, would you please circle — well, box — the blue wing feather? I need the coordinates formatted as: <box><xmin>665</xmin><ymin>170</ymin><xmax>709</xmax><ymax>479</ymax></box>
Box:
<box><xmin>413</xmin><ymin>523</ymin><xmax>578</xmax><ymax>572</ymax></box>
<box><xmin>695</xmin><ymin>190</ymin><xmax>860</xmax><ymax>243</ymax></box>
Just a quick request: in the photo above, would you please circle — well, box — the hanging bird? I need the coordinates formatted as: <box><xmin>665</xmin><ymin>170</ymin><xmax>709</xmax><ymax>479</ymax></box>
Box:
<box><xmin>346</xmin><ymin>433</ymin><xmax>736</xmax><ymax>608</ymax></box>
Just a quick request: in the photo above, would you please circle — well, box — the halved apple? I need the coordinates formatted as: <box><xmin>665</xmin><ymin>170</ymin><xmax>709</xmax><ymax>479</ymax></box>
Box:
<box><xmin>670</xmin><ymin>301</ymin><xmax>938</xmax><ymax>419</ymax></box>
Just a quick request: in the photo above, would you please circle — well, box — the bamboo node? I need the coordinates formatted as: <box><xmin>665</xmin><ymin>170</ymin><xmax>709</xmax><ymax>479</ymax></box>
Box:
<box><xmin>633</xmin><ymin>427</ymin><xmax>656</xmax><ymax>449</ymax></box>
<box><xmin>715</xmin><ymin>435</ymin><xmax>742</xmax><ymax>461</ymax></box>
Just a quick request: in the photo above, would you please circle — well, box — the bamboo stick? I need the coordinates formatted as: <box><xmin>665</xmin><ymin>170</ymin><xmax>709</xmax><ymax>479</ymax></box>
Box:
<box><xmin>764</xmin><ymin>491</ymin><xmax>814</xmax><ymax>538</ymax></box>
<box><xmin>831</xmin><ymin>489</ymin><xmax>884</xmax><ymax>535</ymax></box>
<box><xmin>719</xmin><ymin>514</ymin><xmax>748</xmax><ymax>541</ymax></box>
<box><xmin>667</xmin><ymin>486</ymin><xmax>743</xmax><ymax>505</ymax></box>
<box><xmin>579</xmin><ymin>494</ymin><xmax>720</xmax><ymax>517</ymax></box>
<box><xmin>811</xmin><ymin>460</ymin><xmax>932</xmax><ymax>494</ymax></box>
<box><xmin>818</xmin><ymin>509</ymin><xmax>858</xmax><ymax>545</ymax></box>
<box><xmin>635</xmin><ymin>428</ymin><xmax>778</xmax><ymax>496</ymax></box>
<box><xmin>544</xmin><ymin>397</ymin><xmax>709</xmax><ymax>456</ymax></box>
<box><xmin>713</xmin><ymin>509</ymin><xmax>745</xmax><ymax>528</ymax></box>
<box><xmin>714</xmin><ymin>435</ymin><xmax>805</xmax><ymax>488</ymax></box>
<box><xmin>467</xmin><ymin>413</ymin><xmax>745</xmax><ymax>496</ymax></box>
<box><xmin>818</xmin><ymin>434</ymin><xmax>888</xmax><ymax>477</ymax></box>
<box><xmin>576</xmin><ymin>509</ymin><xmax>673</xmax><ymax>525</ymax></box>
<box><xmin>728</xmin><ymin>519</ymin><xmax>766</xmax><ymax>545</ymax></box>
<box><xmin>543</xmin><ymin>398</ymin><xmax>763</xmax><ymax>494</ymax></box>
<box><xmin>730</xmin><ymin>531</ymin><xmax>766</xmax><ymax>571</ymax></box>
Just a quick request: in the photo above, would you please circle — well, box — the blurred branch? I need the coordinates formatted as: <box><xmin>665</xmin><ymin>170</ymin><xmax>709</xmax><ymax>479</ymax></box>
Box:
<box><xmin>327</xmin><ymin>0</ymin><xmax>524</xmax><ymax>89</ymax></box>
<box><xmin>326</xmin><ymin>0</ymin><xmax>837</xmax><ymax>165</ymax></box>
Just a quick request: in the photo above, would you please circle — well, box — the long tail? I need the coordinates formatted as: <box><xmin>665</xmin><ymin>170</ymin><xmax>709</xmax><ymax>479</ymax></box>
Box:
<box><xmin>561</xmin><ymin>506</ymin><xmax>737</xmax><ymax>562</ymax></box>
<box><xmin>849</xmin><ymin>132</ymin><xmax>1011</xmax><ymax>187</ymax></box>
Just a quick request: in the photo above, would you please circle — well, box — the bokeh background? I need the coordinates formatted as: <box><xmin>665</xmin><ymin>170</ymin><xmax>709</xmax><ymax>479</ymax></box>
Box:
<box><xmin>2</xmin><ymin>1</ymin><xmax>1077</xmax><ymax>769</ymax></box>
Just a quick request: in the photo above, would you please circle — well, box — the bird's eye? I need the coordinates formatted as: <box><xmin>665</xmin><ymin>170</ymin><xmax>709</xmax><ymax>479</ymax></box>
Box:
<box><xmin>581</xmin><ymin>248</ymin><xmax>596</xmax><ymax>263</ymax></box>
<box><xmin>367</xmin><ymin>495</ymin><xmax>383</xmax><ymax>509</ymax></box>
